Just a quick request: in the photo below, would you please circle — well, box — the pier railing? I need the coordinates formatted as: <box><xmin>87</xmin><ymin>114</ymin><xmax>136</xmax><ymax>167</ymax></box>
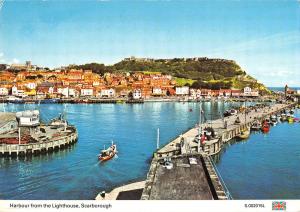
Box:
<box><xmin>208</xmin><ymin>155</ymin><xmax>233</xmax><ymax>200</ymax></box>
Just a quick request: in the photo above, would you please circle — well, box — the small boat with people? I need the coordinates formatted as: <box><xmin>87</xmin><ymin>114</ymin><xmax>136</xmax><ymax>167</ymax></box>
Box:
<box><xmin>98</xmin><ymin>142</ymin><xmax>117</xmax><ymax>162</ymax></box>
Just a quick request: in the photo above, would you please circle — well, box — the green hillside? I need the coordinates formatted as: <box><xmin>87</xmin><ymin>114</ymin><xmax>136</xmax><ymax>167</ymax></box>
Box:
<box><xmin>71</xmin><ymin>57</ymin><xmax>270</xmax><ymax>94</ymax></box>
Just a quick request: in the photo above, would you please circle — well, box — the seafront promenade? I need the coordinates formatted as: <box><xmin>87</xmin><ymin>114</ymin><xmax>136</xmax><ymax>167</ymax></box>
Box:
<box><xmin>1</xmin><ymin>96</ymin><xmax>278</xmax><ymax>104</ymax></box>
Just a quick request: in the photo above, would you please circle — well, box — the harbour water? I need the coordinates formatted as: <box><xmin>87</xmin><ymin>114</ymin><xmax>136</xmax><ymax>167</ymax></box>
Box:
<box><xmin>215</xmin><ymin>109</ymin><xmax>300</xmax><ymax>199</ymax></box>
<box><xmin>0</xmin><ymin>101</ymin><xmax>238</xmax><ymax>200</ymax></box>
<box><xmin>0</xmin><ymin>102</ymin><xmax>298</xmax><ymax>200</ymax></box>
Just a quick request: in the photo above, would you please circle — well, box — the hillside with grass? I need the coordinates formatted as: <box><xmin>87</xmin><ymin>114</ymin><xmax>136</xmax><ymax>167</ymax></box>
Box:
<box><xmin>71</xmin><ymin>57</ymin><xmax>270</xmax><ymax>94</ymax></box>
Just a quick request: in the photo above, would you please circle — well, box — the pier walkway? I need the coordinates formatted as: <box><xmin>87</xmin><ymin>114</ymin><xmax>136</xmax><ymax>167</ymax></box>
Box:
<box><xmin>156</xmin><ymin>103</ymin><xmax>295</xmax><ymax>157</ymax></box>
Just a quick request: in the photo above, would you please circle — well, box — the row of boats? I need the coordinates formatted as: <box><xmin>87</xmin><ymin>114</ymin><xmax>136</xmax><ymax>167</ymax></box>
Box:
<box><xmin>237</xmin><ymin>109</ymin><xmax>298</xmax><ymax>140</ymax></box>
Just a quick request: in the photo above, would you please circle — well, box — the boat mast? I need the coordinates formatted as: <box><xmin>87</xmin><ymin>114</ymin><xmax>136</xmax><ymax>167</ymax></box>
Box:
<box><xmin>198</xmin><ymin>102</ymin><xmax>202</xmax><ymax>153</ymax></box>
<box><xmin>156</xmin><ymin>128</ymin><xmax>160</xmax><ymax>150</ymax></box>
<box><xmin>63</xmin><ymin>104</ymin><xmax>67</xmax><ymax>131</ymax></box>
<box><xmin>244</xmin><ymin>101</ymin><xmax>247</xmax><ymax>124</ymax></box>
<box><xmin>18</xmin><ymin>127</ymin><xmax>21</xmax><ymax>145</ymax></box>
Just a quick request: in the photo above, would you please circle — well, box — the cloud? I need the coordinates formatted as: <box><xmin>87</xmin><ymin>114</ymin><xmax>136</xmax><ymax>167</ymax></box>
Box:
<box><xmin>11</xmin><ymin>58</ymin><xmax>19</xmax><ymax>64</ymax></box>
<box><xmin>209</xmin><ymin>31</ymin><xmax>300</xmax><ymax>56</ymax></box>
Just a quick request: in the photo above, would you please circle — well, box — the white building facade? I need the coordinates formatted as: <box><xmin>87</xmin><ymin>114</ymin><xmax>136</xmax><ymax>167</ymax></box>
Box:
<box><xmin>176</xmin><ymin>86</ymin><xmax>189</xmax><ymax>95</ymax></box>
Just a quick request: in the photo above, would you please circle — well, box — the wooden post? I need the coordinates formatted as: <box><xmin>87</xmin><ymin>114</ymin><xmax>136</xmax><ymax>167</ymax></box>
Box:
<box><xmin>18</xmin><ymin>127</ymin><xmax>21</xmax><ymax>145</ymax></box>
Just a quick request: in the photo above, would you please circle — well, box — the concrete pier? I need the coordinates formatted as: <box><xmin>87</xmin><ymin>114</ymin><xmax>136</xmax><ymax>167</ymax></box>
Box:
<box><xmin>156</xmin><ymin>103</ymin><xmax>296</xmax><ymax>157</ymax></box>
<box><xmin>95</xmin><ymin>181</ymin><xmax>146</xmax><ymax>200</ymax></box>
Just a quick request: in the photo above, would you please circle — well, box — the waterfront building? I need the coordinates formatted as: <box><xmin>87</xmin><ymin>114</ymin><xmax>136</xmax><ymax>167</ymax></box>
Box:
<box><xmin>189</xmin><ymin>89</ymin><xmax>201</xmax><ymax>99</ymax></box>
<box><xmin>200</xmin><ymin>89</ymin><xmax>212</xmax><ymax>97</ymax></box>
<box><xmin>152</xmin><ymin>87</ymin><xmax>163</xmax><ymax>96</ymax></box>
<box><xmin>243</xmin><ymin>87</ymin><xmax>259</xmax><ymax>97</ymax></box>
<box><xmin>12</xmin><ymin>85</ymin><xmax>26</xmax><ymax>97</ymax></box>
<box><xmin>243</xmin><ymin>87</ymin><xmax>252</xmax><ymax>96</ymax></box>
<box><xmin>57</xmin><ymin>87</ymin><xmax>70</xmax><ymax>98</ymax></box>
<box><xmin>219</xmin><ymin>89</ymin><xmax>232</xmax><ymax>97</ymax></box>
<box><xmin>69</xmin><ymin>87</ymin><xmax>79</xmax><ymax>98</ymax></box>
<box><xmin>176</xmin><ymin>86</ymin><xmax>189</xmax><ymax>95</ymax></box>
<box><xmin>99</xmin><ymin>88</ymin><xmax>116</xmax><ymax>98</ymax></box>
<box><xmin>231</xmin><ymin>89</ymin><xmax>242</xmax><ymax>97</ymax></box>
<box><xmin>133</xmin><ymin>89</ymin><xmax>142</xmax><ymax>99</ymax></box>
<box><xmin>80</xmin><ymin>87</ymin><xmax>94</xmax><ymax>97</ymax></box>
<box><xmin>119</xmin><ymin>89</ymin><xmax>129</xmax><ymax>98</ymax></box>
<box><xmin>0</xmin><ymin>87</ymin><xmax>9</xmax><ymax>96</ymax></box>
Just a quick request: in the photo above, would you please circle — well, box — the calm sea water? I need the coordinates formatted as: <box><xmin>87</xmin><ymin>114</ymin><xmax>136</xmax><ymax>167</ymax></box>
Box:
<box><xmin>0</xmin><ymin>101</ymin><xmax>240</xmax><ymax>200</ymax></box>
<box><xmin>215</xmin><ymin>109</ymin><xmax>300</xmax><ymax>199</ymax></box>
<box><xmin>1</xmin><ymin>102</ymin><xmax>299</xmax><ymax>200</ymax></box>
<box><xmin>268</xmin><ymin>87</ymin><xmax>300</xmax><ymax>92</ymax></box>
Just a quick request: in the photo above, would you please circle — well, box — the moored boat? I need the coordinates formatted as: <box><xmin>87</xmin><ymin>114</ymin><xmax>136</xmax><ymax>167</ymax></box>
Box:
<box><xmin>237</xmin><ymin>128</ymin><xmax>250</xmax><ymax>139</ymax></box>
<box><xmin>251</xmin><ymin>121</ymin><xmax>262</xmax><ymax>131</ymax></box>
<box><xmin>288</xmin><ymin>117</ymin><xmax>294</xmax><ymax>123</ymax></box>
<box><xmin>262</xmin><ymin>121</ymin><xmax>270</xmax><ymax>133</ymax></box>
<box><xmin>280</xmin><ymin>114</ymin><xmax>287</xmax><ymax>122</ymax></box>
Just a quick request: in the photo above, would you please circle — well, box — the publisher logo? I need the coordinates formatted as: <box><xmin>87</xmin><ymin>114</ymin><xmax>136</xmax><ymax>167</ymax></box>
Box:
<box><xmin>272</xmin><ymin>201</ymin><xmax>286</xmax><ymax>210</ymax></box>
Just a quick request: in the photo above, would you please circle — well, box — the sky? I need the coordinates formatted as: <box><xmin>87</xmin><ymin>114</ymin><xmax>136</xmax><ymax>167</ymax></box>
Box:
<box><xmin>0</xmin><ymin>0</ymin><xmax>299</xmax><ymax>87</ymax></box>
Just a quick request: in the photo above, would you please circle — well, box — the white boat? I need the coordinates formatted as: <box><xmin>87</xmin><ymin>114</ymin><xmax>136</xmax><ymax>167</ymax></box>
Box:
<box><xmin>251</xmin><ymin>121</ymin><xmax>262</xmax><ymax>131</ymax></box>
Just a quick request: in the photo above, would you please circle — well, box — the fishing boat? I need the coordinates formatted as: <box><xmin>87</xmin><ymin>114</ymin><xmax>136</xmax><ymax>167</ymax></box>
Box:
<box><xmin>261</xmin><ymin>121</ymin><xmax>270</xmax><ymax>133</ymax></box>
<box><xmin>251</xmin><ymin>121</ymin><xmax>262</xmax><ymax>131</ymax></box>
<box><xmin>270</xmin><ymin>115</ymin><xmax>277</xmax><ymax>126</ymax></box>
<box><xmin>116</xmin><ymin>100</ymin><xmax>125</xmax><ymax>104</ymax></box>
<box><xmin>98</xmin><ymin>142</ymin><xmax>117</xmax><ymax>162</ymax></box>
<box><xmin>237</xmin><ymin>128</ymin><xmax>250</xmax><ymax>139</ymax></box>
<box><xmin>265</xmin><ymin>118</ymin><xmax>271</xmax><ymax>125</ymax></box>
<box><xmin>288</xmin><ymin>117</ymin><xmax>294</xmax><ymax>123</ymax></box>
<box><xmin>280</xmin><ymin>114</ymin><xmax>287</xmax><ymax>122</ymax></box>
